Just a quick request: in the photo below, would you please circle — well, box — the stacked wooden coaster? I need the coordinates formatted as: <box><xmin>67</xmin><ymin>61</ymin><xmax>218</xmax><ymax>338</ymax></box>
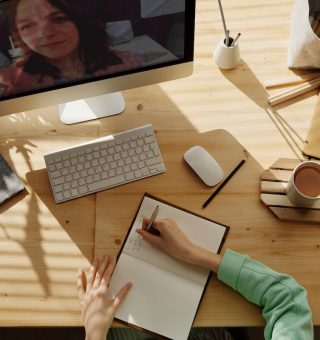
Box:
<box><xmin>260</xmin><ymin>158</ymin><xmax>320</xmax><ymax>223</ymax></box>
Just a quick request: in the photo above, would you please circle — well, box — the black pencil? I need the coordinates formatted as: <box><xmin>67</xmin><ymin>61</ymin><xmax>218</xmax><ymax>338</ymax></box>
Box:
<box><xmin>202</xmin><ymin>158</ymin><xmax>246</xmax><ymax>208</ymax></box>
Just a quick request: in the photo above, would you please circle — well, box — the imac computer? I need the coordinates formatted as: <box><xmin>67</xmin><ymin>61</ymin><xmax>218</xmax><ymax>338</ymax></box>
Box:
<box><xmin>0</xmin><ymin>0</ymin><xmax>195</xmax><ymax>124</ymax></box>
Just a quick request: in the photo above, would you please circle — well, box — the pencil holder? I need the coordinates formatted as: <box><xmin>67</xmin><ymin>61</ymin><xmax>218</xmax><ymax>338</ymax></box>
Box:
<box><xmin>213</xmin><ymin>37</ymin><xmax>240</xmax><ymax>70</ymax></box>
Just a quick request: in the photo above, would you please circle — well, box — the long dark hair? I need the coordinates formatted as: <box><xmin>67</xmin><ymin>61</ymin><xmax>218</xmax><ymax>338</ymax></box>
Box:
<box><xmin>7</xmin><ymin>0</ymin><xmax>122</xmax><ymax>78</ymax></box>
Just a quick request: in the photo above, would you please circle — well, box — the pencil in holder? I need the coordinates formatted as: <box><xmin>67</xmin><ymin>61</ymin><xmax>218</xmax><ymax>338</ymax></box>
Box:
<box><xmin>213</xmin><ymin>37</ymin><xmax>240</xmax><ymax>70</ymax></box>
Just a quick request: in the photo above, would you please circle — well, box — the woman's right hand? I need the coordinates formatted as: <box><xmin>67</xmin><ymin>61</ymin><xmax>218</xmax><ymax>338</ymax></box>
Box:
<box><xmin>136</xmin><ymin>217</ymin><xmax>196</xmax><ymax>263</ymax></box>
<box><xmin>136</xmin><ymin>217</ymin><xmax>221</xmax><ymax>272</ymax></box>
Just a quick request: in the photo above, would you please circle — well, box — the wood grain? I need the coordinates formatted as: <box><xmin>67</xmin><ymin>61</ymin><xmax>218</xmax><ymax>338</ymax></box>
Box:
<box><xmin>0</xmin><ymin>0</ymin><xmax>320</xmax><ymax>328</ymax></box>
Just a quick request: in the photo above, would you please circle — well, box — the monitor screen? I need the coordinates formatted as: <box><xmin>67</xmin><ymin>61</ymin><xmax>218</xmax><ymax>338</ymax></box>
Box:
<box><xmin>0</xmin><ymin>0</ymin><xmax>195</xmax><ymax>123</ymax></box>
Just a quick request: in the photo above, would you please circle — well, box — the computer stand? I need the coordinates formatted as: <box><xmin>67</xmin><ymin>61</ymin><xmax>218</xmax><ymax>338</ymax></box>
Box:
<box><xmin>59</xmin><ymin>92</ymin><xmax>125</xmax><ymax>124</ymax></box>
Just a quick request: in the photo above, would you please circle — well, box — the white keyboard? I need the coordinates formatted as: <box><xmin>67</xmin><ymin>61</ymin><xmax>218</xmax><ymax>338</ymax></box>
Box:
<box><xmin>44</xmin><ymin>125</ymin><xmax>165</xmax><ymax>203</ymax></box>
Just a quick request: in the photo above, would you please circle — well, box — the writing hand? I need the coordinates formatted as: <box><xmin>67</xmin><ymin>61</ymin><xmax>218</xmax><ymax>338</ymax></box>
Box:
<box><xmin>137</xmin><ymin>218</ymin><xmax>197</xmax><ymax>262</ymax></box>
<box><xmin>77</xmin><ymin>256</ymin><xmax>132</xmax><ymax>340</ymax></box>
<box><xmin>136</xmin><ymin>217</ymin><xmax>221</xmax><ymax>272</ymax></box>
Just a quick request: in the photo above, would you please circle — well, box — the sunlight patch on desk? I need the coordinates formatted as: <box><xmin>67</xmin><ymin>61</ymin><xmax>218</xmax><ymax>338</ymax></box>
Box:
<box><xmin>157</xmin><ymin>78</ymin><xmax>264</xmax><ymax>137</ymax></box>
<box><xmin>0</xmin><ymin>239</ymin><xmax>88</xmax><ymax>257</ymax></box>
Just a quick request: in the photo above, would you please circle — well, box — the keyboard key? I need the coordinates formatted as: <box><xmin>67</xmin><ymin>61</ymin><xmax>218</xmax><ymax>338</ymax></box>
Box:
<box><xmin>135</xmin><ymin>170</ymin><xmax>143</xmax><ymax>178</ymax></box>
<box><xmin>94</xmin><ymin>174</ymin><xmax>101</xmax><ymax>181</ymax></box>
<box><xmin>141</xmin><ymin>168</ymin><xmax>150</xmax><ymax>176</ymax></box>
<box><xmin>125</xmin><ymin>172</ymin><xmax>135</xmax><ymax>181</ymax></box>
<box><xmin>56</xmin><ymin>192</ymin><xmax>63</xmax><ymax>201</ymax></box>
<box><xmin>52</xmin><ymin>177</ymin><xmax>65</xmax><ymax>186</ymax></box>
<box><xmin>61</xmin><ymin>169</ymin><xmax>69</xmax><ymax>176</ymax></box>
<box><xmin>63</xmin><ymin>183</ymin><xmax>71</xmax><ymax>190</ymax></box>
<box><xmin>73</xmin><ymin>173</ymin><xmax>80</xmax><ymax>180</ymax></box>
<box><xmin>51</xmin><ymin>170</ymin><xmax>61</xmax><ymax>179</ymax></box>
<box><xmin>95</xmin><ymin>166</ymin><xmax>103</xmax><ymax>173</ymax></box>
<box><xmin>71</xmin><ymin>181</ymin><xmax>78</xmax><ymax>188</ymax></box>
<box><xmin>64</xmin><ymin>191</ymin><xmax>71</xmax><ymax>199</ymax></box>
<box><xmin>71</xmin><ymin>188</ymin><xmax>79</xmax><ymax>197</ymax></box>
<box><xmin>116</xmin><ymin>168</ymin><xmax>123</xmax><ymax>175</ymax></box>
<box><xmin>78</xmin><ymin>178</ymin><xmax>86</xmax><ymax>186</ymax></box>
<box><xmin>79</xmin><ymin>185</ymin><xmax>88</xmax><ymax>195</ymax></box>
<box><xmin>138</xmin><ymin>161</ymin><xmax>145</xmax><ymax>169</ymax></box>
<box><xmin>144</xmin><ymin>136</ymin><xmax>154</xmax><ymax>144</ymax></box>
<box><xmin>149</xmin><ymin>164</ymin><xmax>165</xmax><ymax>172</ymax></box>
<box><xmin>130</xmin><ymin>164</ymin><xmax>138</xmax><ymax>171</ymax></box>
<box><xmin>108</xmin><ymin>170</ymin><xmax>116</xmax><ymax>177</ymax></box>
<box><xmin>146</xmin><ymin>157</ymin><xmax>162</xmax><ymax>166</ymax></box>
<box><xmin>125</xmin><ymin>157</ymin><xmax>132</xmax><ymax>165</ymax></box>
<box><xmin>54</xmin><ymin>184</ymin><xmax>63</xmax><ymax>192</ymax></box>
<box><xmin>76</xmin><ymin>164</ymin><xmax>84</xmax><ymax>171</ymax></box>
<box><xmin>101</xmin><ymin>172</ymin><xmax>109</xmax><ymax>179</ymax></box>
<box><xmin>102</xmin><ymin>164</ymin><xmax>110</xmax><ymax>172</ymax></box>
<box><xmin>86</xmin><ymin>177</ymin><xmax>94</xmax><ymax>184</ymax></box>
<box><xmin>88</xmin><ymin>175</ymin><xmax>126</xmax><ymax>191</ymax></box>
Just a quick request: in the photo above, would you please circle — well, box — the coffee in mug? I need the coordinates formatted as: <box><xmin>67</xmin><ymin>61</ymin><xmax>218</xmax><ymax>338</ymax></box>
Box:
<box><xmin>286</xmin><ymin>161</ymin><xmax>320</xmax><ymax>207</ymax></box>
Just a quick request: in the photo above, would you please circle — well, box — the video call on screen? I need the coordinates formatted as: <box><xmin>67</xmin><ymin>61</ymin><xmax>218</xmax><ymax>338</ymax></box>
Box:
<box><xmin>0</xmin><ymin>0</ymin><xmax>186</xmax><ymax>99</ymax></box>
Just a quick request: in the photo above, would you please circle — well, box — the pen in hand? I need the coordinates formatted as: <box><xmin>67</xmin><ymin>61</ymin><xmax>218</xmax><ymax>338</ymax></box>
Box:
<box><xmin>144</xmin><ymin>205</ymin><xmax>160</xmax><ymax>235</ymax></box>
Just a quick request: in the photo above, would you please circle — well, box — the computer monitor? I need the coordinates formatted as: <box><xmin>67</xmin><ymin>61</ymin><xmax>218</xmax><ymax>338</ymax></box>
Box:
<box><xmin>0</xmin><ymin>0</ymin><xmax>195</xmax><ymax>124</ymax></box>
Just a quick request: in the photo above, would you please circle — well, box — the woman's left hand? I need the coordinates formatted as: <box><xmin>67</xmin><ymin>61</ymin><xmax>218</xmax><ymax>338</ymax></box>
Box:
<box><xmin>77</xmin><ymin>255</ymin><xmax>132</xmax><ymax>340</ymax></box>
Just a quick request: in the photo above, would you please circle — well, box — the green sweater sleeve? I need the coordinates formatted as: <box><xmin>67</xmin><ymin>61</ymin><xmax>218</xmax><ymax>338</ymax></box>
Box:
<box><xmin>217</xmin><ymin>249</ymin><xmax>313</xmax><ymax>340</ymax></box>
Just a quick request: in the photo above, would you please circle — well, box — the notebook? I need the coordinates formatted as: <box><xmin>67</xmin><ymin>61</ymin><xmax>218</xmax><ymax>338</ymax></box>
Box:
<box><xmin>108</xmin><ymin>193</ymin><xmax>229</xmax><ymax>340</ymax></box>
<box><xmin>0</xmin><ymin>155</ymin><xmax>24</xmax><ymax>205</ymax></box>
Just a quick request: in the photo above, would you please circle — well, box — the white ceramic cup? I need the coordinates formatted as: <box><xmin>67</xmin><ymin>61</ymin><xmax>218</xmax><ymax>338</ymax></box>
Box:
<box><xmin>286</xmin><ymin>161</ymin><xmax>320</xmax><ymax>207</ymax></box>
<box><xmin>213</xmin><ymin>37</ymin><xmax>240</xmax><ymax>70</ymax></box>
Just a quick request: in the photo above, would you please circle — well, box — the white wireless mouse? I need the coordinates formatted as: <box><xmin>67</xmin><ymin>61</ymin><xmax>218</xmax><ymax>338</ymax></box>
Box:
<box><xmin>184</xmin><ymin>146</ymin><xmax>224</xmax><ymax>186</ymax></box>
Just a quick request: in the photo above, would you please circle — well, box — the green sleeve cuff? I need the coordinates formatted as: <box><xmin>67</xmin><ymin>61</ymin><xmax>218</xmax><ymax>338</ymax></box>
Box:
<box><xmin>217</xmin><ymin>249</ymin><xmax>248</xmax><ymax>290</ymax></box>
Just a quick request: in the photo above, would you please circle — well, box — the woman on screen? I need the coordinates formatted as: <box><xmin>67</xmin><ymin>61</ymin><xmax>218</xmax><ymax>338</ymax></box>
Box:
<box><xmin>0</xmin><ymin>0</ymin><xmax>141</xmax><ymax>97</ymax></box>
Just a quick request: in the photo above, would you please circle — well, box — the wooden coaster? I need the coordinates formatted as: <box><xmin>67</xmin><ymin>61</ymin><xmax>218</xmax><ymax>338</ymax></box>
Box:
<box><xmin>260</xmin><ymin>158</ymin><xmax>320</xmax><ymax>223</ymax></box>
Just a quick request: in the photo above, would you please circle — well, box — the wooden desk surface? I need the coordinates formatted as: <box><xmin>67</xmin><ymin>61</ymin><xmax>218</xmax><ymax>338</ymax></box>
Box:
<box><xmin>0</xmin><ymin>0</ymin><xmax>319</xmax><ymax>328</ymax></box>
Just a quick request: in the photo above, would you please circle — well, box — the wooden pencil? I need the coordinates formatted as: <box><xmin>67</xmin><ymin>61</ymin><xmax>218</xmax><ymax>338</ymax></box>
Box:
<box><xmin>268</xmin><ymin>77</ymin><xmax>320</xmax><ymax>106</ymax></box>
<box><xmin>265</xmin><ymin>72</ymin><xmax>320</xmax><ymax>89</ymax></box>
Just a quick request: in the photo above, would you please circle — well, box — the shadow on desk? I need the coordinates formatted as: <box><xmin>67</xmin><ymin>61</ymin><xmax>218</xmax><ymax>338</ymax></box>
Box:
<box><xmin>220</xmin><ymin>59</ymin><xmax>311</xmax><ymax>160</ymax></box>
<box><xmin>26</xmin><ymin>169</ymin><xmax>95</xmax><ymax>261</ymax></box>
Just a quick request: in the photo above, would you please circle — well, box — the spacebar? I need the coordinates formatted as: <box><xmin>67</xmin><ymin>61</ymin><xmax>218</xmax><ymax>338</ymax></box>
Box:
<box><xmin>88</xmin><ymin>175</ymin><xmax>126</xmax><ymax>192</ymax></box>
